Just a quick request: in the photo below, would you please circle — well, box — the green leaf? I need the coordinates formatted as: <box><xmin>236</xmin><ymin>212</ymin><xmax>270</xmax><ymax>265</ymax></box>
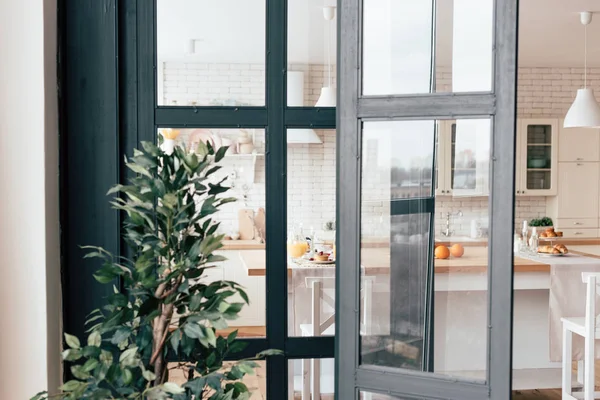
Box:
<box><xmin>257</xmin><ymin>349</ymin><xmax>284</xmax><ymax>357</ymax></box>
<box><xmin>228</xmin><ymin>341</ymin><xmax>248</xmax><ymax>354</ymax></box>
<box><xmin>59</xmin><ymin>380</ymin><xmax>81</xmax><ymax>392</ymax></box>
<box><xmin>71</xmin><ymin>365</ymin><xmax>90</xmax><ymax>380</ymax></box>
<box><xmin>122</xmin><ymin>368</ymin><xmax>133</xmax><ymax>385</ymax></box>
<box><xmin>61</xmin><ymin>348</ymin><xmax>82</xmax><ymax>361</ymax></box>
<box><xmin>109</xmin><ymin>293</ymin><xmax>128</xmax><ymax>308</ymax></box>
<box><xmin>30</xmin><ymin>391</ymin><xmax>48</xmax><ymax>400</ymax></box>
<box><xmin>111</xmin><ymin>327</ymin><xmax>132</xmax><ymax>345</ymax></box>
<box><xmin>227</xmin><ymin>330</ymin><xmax>238</xmax><ymax>344</ymax></box>
<box><xmin>205</xmin><ymin>327</ymin><xmax>217</xmax><ymax>347</ymax></box>
<box><xmin>183</xmin><ymin>377</ymin><xmax>206</xmax><ymax>396</ymax></box>
<box><xmin>82</xmin><ymin>345</ymin><xmax>101</xmax><ymax>358</ymax></box>
<box><xmin>183</xmin><ymin>323</ymin><xmax>203</xmax><ymax>339</ymax></box>
<box><xmin>119</xmin><ymin>346</ymin><xmax>138</xmax><ymax>367</ymax></box>
<box><xmin>64</xmin><ymin>333</ymin><xmax>81</xmax><ymax>349</ymax></box>
<box><xmin>100</xmin><ymin>349</ymin><xmax>114</xmax><ymax>366</ymax></box>
<box><xmin>206</xmin><ymin>352</ymin><xmax>217</xmax><ymax>367</ymax></box>
<box><xmin>226</xmin><ymin>303</ymin><xmax>244</xmax><ymax>314</ymax></box>
<box><xmin>162</xmin><ymin>382</ymin><xmax>185</xmax><ymax>395</ymax></box>
<box><xmin>177</xmin><ymin>278</ymin><xmax>189</xmax><ymax>294</ymax></box>
<box><xmin>83</xmin><ymin>358</ymin><xmax>99</xmax><ymax>373</ymax></box>
<box><xmin>189</xmin><ymin>294</ymin><xmax>202</xmax><ymax>311</ymax></box>
<box><xmin>143</xmin><ymin>369</ymin><xmax>157</xmax><ymax>382</ymax></box>
<box><xmin>170</xmin><ymin>329</ymin><xmax>181</xmax><ymax>355</ymax></box>
<box><xmin>87</xmin><ymin>331</ymin><xmax>102</xmax><ymax>347</ymax></box>
<box><xmin>126</xmin><ymin>161</ymin><xmax>153</xmax><ymax>178</ymax></box>
<box><xmin>214</xmin><ymin>146</ymin><xmax>228</xmax><ymax>163</ymax></box>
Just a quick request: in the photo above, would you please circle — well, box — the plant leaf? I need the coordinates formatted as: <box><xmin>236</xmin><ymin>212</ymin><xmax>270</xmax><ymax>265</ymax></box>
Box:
<box><xmin>87</xmin><ymin>331</ymin><xmax>102</xmax><ymax>347</ymax></box>
<box><xmin>64</xmin><ymin>333</ymin><xmax>81</xmax><ymax>349</ymax></box>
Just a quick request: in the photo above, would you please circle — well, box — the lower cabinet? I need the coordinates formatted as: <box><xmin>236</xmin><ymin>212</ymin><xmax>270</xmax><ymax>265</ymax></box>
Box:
<box><xmin>213</xmin><ymin>250</ymin><xmax>266</xmax><ymax>327</ymax></box>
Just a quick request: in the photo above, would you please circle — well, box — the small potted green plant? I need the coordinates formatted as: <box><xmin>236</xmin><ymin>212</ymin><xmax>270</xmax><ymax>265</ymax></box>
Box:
<box><xmin>33</xmin><ymin>140</ymin><xmax>279</xmax><ymax>400</ymax></box>
<box><xmin>529</xmin><ymin>217</ymin><xmax>553</xmax><ymax>230</ymax></box>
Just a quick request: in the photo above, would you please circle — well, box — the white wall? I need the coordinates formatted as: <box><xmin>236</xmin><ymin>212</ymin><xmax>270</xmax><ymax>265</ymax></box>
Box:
<box><xmin>0</xmin><ymin>0</ymin><xmax>61</xmax><ymax>397</ymax></box>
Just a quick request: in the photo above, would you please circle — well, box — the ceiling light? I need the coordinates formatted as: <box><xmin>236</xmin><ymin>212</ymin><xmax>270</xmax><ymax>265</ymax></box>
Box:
<box><xmin>564</xmin><ymin>12</ymin><xmax>600</xmax><ymax>128</ymax></box>
<box><xmin>288</xmin><ymin>71</ymin><xmax>322</xmax><ymax>143</ymax></box>
<box><xmin>315</xmin><ymin>6</ymin><xmax>336</xmax><ymax>107</ymax></box>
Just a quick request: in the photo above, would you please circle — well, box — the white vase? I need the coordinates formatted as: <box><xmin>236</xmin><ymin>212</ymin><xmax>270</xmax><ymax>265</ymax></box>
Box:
<box><xmin>161</xmin><ymin>138</ymin><xmax>175</xmax><ymax>155</ymax></box>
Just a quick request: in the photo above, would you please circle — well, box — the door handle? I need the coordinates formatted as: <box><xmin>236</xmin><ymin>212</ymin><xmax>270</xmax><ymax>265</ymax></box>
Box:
<box><xmin>574</xmin><ymin>222</ymin><xmax>582</xmax><ymax>225</ymax></box>
<box><xmin>577</xmin><ymin>158</ymin><xmax>584</xmax><ymax>161</ymax></box>
<box><xmin>575</xmin><ymin>232</ymin><xmax>583</xmax><ymax>235</ymax></box>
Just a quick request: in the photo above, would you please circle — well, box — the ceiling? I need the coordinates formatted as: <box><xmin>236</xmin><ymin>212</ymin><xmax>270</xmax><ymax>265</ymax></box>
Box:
<box><xmin>157</xmin><ymin>0</ymin><xmax>600</xmax><ymax>67</ymax></box>
<box><xmin>519</xmin><ymin>0</ymin><xmax>600</xmax><ymax>67</ymax></box>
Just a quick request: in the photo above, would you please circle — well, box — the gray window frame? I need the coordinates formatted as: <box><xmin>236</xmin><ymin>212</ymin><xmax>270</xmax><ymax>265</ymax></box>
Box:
<box><xmin>334</xmin><ymin>0</ymin><xmax>518</xmax><ymax>399</ymax></box>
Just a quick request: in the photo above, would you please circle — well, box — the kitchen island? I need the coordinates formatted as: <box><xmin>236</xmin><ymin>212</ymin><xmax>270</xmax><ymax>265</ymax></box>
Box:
<box><xmin>237</xmin><ymin>245</ymin><xmax>600</xmax><ymax>390</ymax></box>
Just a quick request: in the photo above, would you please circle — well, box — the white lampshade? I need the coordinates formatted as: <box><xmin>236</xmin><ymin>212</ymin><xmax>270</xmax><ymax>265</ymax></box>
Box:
<box><xmin>315</xmin><ymin>86</ymin><xmax>336</xmax><ymax>107</ymax></box>
<box><xmin>287</xmin><ymin>71</ymin><xmax>322</xmax><ymax>143</ymax></box>
<box><xmin>564</xmin><ymin>88</ymin><xmax>600</xmax><ymax>128</ymax></box>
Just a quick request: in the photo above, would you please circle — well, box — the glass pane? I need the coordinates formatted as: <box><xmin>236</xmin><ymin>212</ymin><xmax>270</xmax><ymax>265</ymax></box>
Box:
<box><xmin>362</xmin><ymin>0</ymin><xmax>493</xmax><ymax>95</ymax></box>
<box><xmin>449</xmin><ymin>120</ymin><xmax>491</xmax><ymax>196</ymax></box>
<box><xmin>288</xmin><ymin>0</ymin><xmax>337</xmax><ymax>107</ymax></box>
<box><xmin>289</xmin><ymin>358</ymin><xmax>334</xmax><ymax>399</ymax></box>
<box><xmin>361</xmin><ymin>120</ymin><xmax>490</xmax><ymax>382</ymax></box>
<box><xmin>157</xmin><ymin>0</ymin><xmax>266</xmax><ymax>106</ymax></box>
<box><xmin>169</xmin><ymin>361</ymin><xmax>266</xmax><ymax>398</ymax></box>
<box><xmin>159</xmin><ymin>128</ymin><xmax>266</xmax><ymax>338</ymax></box>
<box><xmin>287</xmin><ymin>129</ymin><xmax>337</xmax><ymax>337</ymax></box>
<box><xmin>525</xmin><ymin>124</ymin><xmax>553</xmax><ymax>190</ymax></box>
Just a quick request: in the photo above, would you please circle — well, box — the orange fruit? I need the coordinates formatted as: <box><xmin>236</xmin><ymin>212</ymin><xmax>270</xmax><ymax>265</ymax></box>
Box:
<box><xmin>450</xmin><ymin>244</ymin><xmax>464</xmax><ymax>258</ymax></box>
<box><xmin>434</xmin><ymin>245</ymin><xmax>450</xmax><ymax>259</ymax></box>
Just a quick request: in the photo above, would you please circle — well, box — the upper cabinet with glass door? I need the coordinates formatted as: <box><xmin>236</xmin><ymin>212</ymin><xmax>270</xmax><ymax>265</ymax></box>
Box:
<box><xmin>437</xmin><ymin>120</ymin><xmax>491</xmax><ymax>197</ymax></box>
<box><xmin>156</xmin><ymin>0</ymin><xmax>266</xmax><ymax>106</ymax></box>
<box><xmin>362</xmin><ymin>0</ymin><xmax>493</xmax><ymax>96</ymax></box>
<box><xmin>516</xmin><ymin>119</ymin><xmax>559</xmax><ymax>196</ymax></box>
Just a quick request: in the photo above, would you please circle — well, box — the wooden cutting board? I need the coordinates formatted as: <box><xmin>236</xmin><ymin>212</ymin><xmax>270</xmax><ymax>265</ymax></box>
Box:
<box><xmin>238</xmin><ymin>209</ymin><xmax>256</xmax><ymax>240</ymax></box>
<box><xmin>254</xmin><ymin>207</ymin><xmax>266</xmax><ymax>243</ymax></box>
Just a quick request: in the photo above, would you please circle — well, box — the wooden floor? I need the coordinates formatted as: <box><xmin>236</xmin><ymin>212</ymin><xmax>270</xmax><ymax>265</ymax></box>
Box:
<box><xmin>180</xmin><ymin>326</ymin><xmax>600</xmax><ymax>399</ymax></box>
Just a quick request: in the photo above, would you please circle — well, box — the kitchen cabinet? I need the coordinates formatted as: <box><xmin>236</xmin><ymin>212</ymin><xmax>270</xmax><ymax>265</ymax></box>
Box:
<box><xmin>211</xmin><ymin>250</ymin><xmax>266</xmax><ymax>327</ymax></box>
<box><xmin>436</xmin><ymin>120</ymin><xmax>490</xmax><ymax>197</ymax></box>
<box><xmin>516</xmin><ymin>119</ymin><xmax>558</xmax><ymax>196</ymax></box>
<box><xmin>558</xmin><ymin>121</ymin><xmax>600</xmax><ymax>162</ymax></box>
<box><xmin>547</xmin><ymin>162</ymin><xmax>599</xmax><ymax>227</ymax></box>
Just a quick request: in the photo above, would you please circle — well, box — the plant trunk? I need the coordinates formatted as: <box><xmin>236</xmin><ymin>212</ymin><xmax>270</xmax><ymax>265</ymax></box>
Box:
<box><xmin>152</xmin><ymin>302</ymin><xmax>174</xmax><ymax>385</ymax></box>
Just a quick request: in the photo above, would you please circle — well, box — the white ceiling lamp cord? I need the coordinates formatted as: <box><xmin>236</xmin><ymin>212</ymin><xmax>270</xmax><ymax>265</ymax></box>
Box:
<box><xmin>585</xmin><ymin>19</ymin><xmax>588</xmax><ymax>89</ymax></box>
<box><xmin>326</xmin><ymin>10</ymin><xmax>332</xmax><ymax>88</ymax></box>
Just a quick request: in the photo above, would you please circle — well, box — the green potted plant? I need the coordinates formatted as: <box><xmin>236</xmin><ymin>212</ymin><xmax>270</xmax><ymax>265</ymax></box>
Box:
<box><xmin>529</xmin><ymin>217</ymin><xmax>553</xmax><ymax>230</ymax></box>
<box><xmin>33</xmin><ymin>140</ymin><xmax>279</xmax><ymax>400</ymax></box>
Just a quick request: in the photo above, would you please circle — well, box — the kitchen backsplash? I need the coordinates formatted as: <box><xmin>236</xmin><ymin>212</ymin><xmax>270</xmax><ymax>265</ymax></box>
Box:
<box><xmin>163</xmin><ymin>63</ymin><xmax>594</xmax><ymax>239</ymax></box>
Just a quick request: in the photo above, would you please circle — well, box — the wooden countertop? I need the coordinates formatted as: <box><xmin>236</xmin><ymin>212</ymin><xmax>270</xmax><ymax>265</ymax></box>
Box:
<box><xmin>239</xmin><ymin>247</ymin><xmax>552</xmax><ymax>277</ymax></box>
<box><xmin>220</xmin><ymin>240</ymin><xmax>265</xmax><ymax>250</ymax></box>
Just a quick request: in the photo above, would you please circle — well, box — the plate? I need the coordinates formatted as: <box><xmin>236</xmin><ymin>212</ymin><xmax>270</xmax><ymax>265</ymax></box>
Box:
<box><xmin>537</xmin><ymin>252</ymin><xmax>566</xmax><ymax>257</ymax></box>
<box><xmin>307</xmin><ymin>259</ymin><xmax>335</xmax><ymax>265</ymax></box>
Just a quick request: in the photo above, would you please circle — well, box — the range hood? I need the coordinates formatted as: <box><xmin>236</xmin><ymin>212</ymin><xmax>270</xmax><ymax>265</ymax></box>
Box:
<box><xmin>287</xmin><ymin>71</ymin><xmax>322</xmax><ymax>144</ymax></box>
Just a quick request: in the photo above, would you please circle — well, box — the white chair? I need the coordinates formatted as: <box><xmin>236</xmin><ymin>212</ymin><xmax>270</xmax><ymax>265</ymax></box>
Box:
<box><xmin>561</xmin><ymin>272</ymin><xmax>600</xmax><ymax>400</ymax></box>
<box><xmin>291</xmin><ymin>276</ymin><xmax>375</xmax><ymax>400</ymax></box>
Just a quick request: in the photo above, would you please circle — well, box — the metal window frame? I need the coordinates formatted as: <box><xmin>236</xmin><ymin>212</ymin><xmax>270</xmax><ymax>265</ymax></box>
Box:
<box><xmin>135</xmin><ymin>0</ymin><xmax>339</xmax><ymax>398</ymax></box>
<box><xmin>335</xmin><ymin>0</ymin><xmax>518</xmax><ymax>399</ymax></box>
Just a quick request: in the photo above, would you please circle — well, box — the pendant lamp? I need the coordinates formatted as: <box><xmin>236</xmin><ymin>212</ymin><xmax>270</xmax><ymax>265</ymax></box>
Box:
<box><xmin>315</xmin><ymin>6</ymin><xmax>336</xmax><ymax>107</ymax></box>
<box><xmin>288</xmin><ymin>71</ymin><xmax>322</xmax><ymax>143</ymax></box>
<box><xmin>564</xmin><ymin>12</ymin><xmax>600</xmax><ymax>128</ymax></box>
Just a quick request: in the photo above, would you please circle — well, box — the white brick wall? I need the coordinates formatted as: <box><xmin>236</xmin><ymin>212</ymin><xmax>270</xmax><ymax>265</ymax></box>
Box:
<box><xmin>161</xmin><ymin>61</ymin><xmax>336</xmax><ymax>106</ymax></box>
<box><xmin>163</xmin><ymin>64</ymin><xmax>581</xmax><ymax>238</ymax></box>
